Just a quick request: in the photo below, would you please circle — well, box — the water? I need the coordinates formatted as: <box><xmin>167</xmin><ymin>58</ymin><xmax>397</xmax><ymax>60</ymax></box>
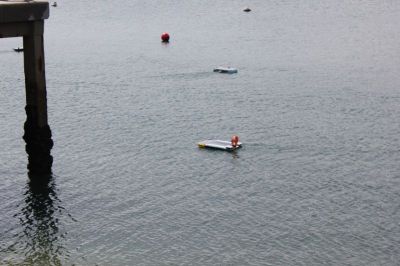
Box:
<box><xmin>1</xmin><ymin>0</ymin><xmax>400</xmax><ymax>265</ymax></box>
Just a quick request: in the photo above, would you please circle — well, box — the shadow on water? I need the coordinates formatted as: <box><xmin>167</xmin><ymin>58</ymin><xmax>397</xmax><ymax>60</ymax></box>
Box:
<box><xmin>2</xmin><ymin>173</ymin><xmax>71</xmax><ymax>265</ymax></box>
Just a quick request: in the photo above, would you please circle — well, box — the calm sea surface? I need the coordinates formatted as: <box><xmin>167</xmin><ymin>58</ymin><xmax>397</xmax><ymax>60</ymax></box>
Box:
<box><xmin>1</xmin><ymin>0</ymin><xmax>400</xmax><ymax>265</ymax></box>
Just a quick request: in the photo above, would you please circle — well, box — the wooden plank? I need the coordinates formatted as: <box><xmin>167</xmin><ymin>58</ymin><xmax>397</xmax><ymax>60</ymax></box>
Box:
<box><xmin>0</xmin><ymin>1</ymin><xmax>49</xmax><ymax>23</ymax></box>
<box><xmin>0</xmin><ymin>20</ymin><xmax>43</xmax><ymax>37</ymax></box>
<box><xmin>0</xmin><ymin>0</ymin><xmax>48</xmax><ymax>38</ymax></box>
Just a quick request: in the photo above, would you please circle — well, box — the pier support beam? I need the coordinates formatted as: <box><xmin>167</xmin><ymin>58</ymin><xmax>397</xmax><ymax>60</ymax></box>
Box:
<box><xmin>0</xmin><ymin>1</ymin><xmax>52</xmax><ymax>176</ymax></box>
<box><xmin>22</xmin><ymin>22</ymin><xmax>53</xmax><ymax>175</ymax></box>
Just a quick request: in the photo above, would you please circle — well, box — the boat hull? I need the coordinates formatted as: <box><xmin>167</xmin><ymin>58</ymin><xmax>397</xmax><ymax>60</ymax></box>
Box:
<box><xmin>198</xmin><ymin>140</ymin><xmax>242</xmax><ymax>151</ymax></box>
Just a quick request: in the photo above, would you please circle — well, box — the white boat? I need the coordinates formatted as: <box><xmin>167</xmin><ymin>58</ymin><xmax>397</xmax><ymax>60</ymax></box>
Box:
<box><xmin>51</xmin><ymin>2</ymin><xmax>57</xmax><ymax>7</ymax></box>
<box><xmin>213</xmin><ymin>67</ymin><xmax>238</xmax><ymax>74</ymax></box>
<box><xmin>198</xmin><ymin>140</ymin><xmax>242</xmax><ymax>151</ymax></box>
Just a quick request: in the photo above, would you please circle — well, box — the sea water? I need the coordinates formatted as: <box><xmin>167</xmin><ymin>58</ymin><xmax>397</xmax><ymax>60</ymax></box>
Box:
<box><xmin>1</xmin><ymin>0</ymin><xmax>400</xmax><ymax>265</ymax></box>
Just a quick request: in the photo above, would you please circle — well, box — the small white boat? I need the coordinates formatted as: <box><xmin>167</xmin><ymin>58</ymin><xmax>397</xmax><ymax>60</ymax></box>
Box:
<box><xmin>213</xmin><ymin>67</ymin><xmax>238</xmax><ymax>74</ymax></box>
<box><xmin>243</xmin><ymin>7</ymin><xmax>251</xmax><ymax>12</ymax></box>
<box><xmin>51</xmin><ymin>2</ymin><xmax>57</xmax><ymax>7</ymax></box>
<box><xmin>198</xmin><ymin>140</ymin><xmax>242</xmax><ymax>151</ymax></box>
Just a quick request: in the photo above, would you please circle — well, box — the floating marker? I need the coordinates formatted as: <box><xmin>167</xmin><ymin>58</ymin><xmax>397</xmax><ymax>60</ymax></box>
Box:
<box><xmin>161</xmin><ymin>32</ymin><xmax>170</xmax><ymax>42</ymax></box>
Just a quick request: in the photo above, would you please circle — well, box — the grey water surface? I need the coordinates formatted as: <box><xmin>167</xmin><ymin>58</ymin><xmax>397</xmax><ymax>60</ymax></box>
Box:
<box><xmin>1</xmin><ymin>0</ymin><xmax>400</xmax><ymax>265</ymax></box>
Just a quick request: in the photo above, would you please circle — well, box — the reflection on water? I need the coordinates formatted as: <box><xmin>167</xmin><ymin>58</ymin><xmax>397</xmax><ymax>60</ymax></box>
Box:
<box><xmin>231</xmin><ymin>150</ymin><xmax>240</xmax><ymax>159</ymax></box>
<box><xmin>3</xmin><ymin>174</ymin><xmax>68</xmax><ymax>265</ymax></box>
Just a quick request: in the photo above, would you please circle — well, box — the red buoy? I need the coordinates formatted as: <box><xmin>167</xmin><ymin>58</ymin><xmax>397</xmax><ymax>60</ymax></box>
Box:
<box><xmin>231</xmin><ymin>135</ymin><xmax>239</xmax><ymax>147</ymax></box>
<box><xmin>161</xmin><ymin>32</ymin><xmax>170</xmax><ymax>43</ymax></box>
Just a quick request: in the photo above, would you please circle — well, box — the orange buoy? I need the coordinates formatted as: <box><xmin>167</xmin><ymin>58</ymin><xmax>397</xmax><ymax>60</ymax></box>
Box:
<box><xmin>231</xmin><ymin>135</ymin><xmax>239</xmax><ymax>147</ymax></box>
<box><xmin>161</xmin><ymin>32</ymin><xmax>170</xmax><ymax>43</ymax></box>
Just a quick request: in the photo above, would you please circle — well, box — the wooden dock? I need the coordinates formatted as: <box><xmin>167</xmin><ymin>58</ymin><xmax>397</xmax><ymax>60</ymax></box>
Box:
<box><xmin>0</xmin><ymin>0</ymin><xmax>53</xmax><ymax>176</ymax></box>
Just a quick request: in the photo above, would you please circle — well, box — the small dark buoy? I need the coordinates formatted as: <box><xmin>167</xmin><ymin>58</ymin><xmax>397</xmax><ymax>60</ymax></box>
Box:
<box><xmin>243</xmin><ymin>7</ymin><xmax>251</xmax><ymax>12</ymax></box>
<box><xmin>161</xmin><ymin>32</ymin><xmax>170</xmax><ymax>43</ymax></box>
<box><xmin>13</xmin><ymin>47</ymin><xmax>24</xmax><ymax>52</ymax></box>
